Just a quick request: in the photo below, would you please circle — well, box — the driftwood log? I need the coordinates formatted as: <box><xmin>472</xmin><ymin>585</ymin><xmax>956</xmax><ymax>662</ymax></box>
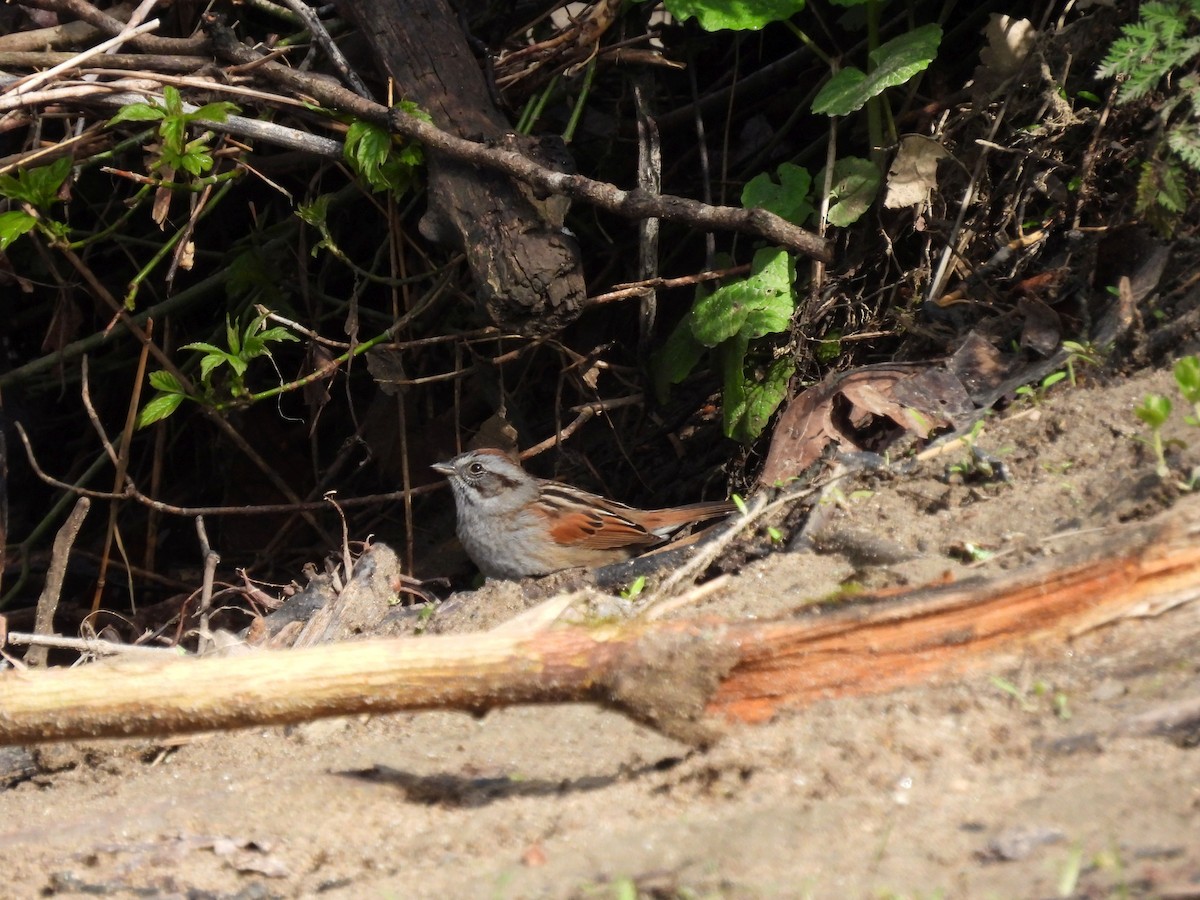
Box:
<box><xmin>2</xmin><ymin>495</ymin><xmax>1199</xmax><ymax>747</ymax></box>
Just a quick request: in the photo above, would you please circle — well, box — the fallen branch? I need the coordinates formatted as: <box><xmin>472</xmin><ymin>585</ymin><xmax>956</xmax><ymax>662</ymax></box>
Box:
<box><xmin>3</xmin><ymin>495</ymin><xmax>1200</xmax><ymax>746</ymax></box>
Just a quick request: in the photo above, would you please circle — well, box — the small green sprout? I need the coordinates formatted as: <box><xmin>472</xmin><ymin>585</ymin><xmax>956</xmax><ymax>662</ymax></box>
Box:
<box><xmin>1173</xmin><ymin>355</ymin><xmax>1200</xmax><ymax>424</ymax></box>
<box><xmin>767</xmin><ymin>526</ymin><xmax>784</xmax><ymax>544</ymax></box>
<box><xmin>731</xmin><ymin>493</ymin><xmax>748</xmax><ymax>515</ymax></box>
<box><xmin>1134</xmin><ymin>393</ymin><xmax>1173</xmax><ymax>478</ymax></box>
<box><xmin>1015</xmin><ymin>370</ymin><xmax>1068</xmax><ymax>405</ymax></box>
<box><xmin>1061</xmin><ymin>340</ymin><xmax>1104</xmax><ymax>386</ymax></box>
<box><xmin>619</xmin><ymin>576</ymin><xmax>647</xmax><ymax>600</ymax></box>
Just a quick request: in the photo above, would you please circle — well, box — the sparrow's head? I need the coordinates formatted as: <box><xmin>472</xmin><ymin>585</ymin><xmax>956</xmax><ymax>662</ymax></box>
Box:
<box><xmin>431</xmin><ymin>448</ymin><xmax>536</xmax><ymax>514</ymax></box>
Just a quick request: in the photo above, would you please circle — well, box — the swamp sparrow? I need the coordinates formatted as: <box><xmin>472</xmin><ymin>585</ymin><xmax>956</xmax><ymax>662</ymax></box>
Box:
<box><xmin>432</xmin><ymin>448</ymin><xmax>734</xmax><ymax>579</ymax></box>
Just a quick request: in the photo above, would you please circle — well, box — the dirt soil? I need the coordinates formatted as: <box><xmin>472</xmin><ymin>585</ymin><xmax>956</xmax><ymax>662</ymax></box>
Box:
<box><xmin>4</xmin><ymin>363</ymin><xmax>1200</xmax><ymax>899</ymax></box>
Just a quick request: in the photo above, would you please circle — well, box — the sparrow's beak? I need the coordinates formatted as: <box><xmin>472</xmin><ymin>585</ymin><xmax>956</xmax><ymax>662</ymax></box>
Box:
<box><xmin>430</xmin><ymin>460</ymin><xmax>456</xmax><ymax>476</ymax></box>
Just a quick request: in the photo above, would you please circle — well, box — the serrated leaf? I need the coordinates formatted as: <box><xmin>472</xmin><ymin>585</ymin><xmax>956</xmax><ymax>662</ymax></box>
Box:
<box><xmin>0</xmin><ymin>210</ymin><xmax>36</xmax><ymax>251</ymax></box>
<box><xmin>258</xmin><ymin>326</ymin><xmax>299</xmax><ymax>344</ymax></box>
<box><xmin>137</xmin><ymin>391</ymin><xmax>185</xmax><ymax>428</ymax></box>
<box><xmin>197</xmin><ymin>352</ymin><xmax>226</xmax><ymax>383</ymax></box>
<box><xmin>344</xmin><ymin>120</ymin><xmax>406</xmax><ymax>192</ymax></box>
<box><xmin>0</xmin><ymin>156</ymin><xmax>72</xmax><ymax>208</ymax></box>
<box><xmin>691</xmin><ymin>247</ymin><xmax>795</xmax><ymax>346</ymax></box>
<box><xmin>181</xmin><ymin>341</ymin><xmax>225</xmax><ymax>356</ymax></box>
<box><xmin>226</xmin><ymin>316</ymin><xmax>241</xmax><ymax>355</ymax></box>
<box><xmin>721</xmin><ymin>341</ymin><xmax>794</xmax><ymax>442</ymax></box>
<box><xmin>662</xmin><ymin>0</ymin><xmax>806</xmax><ymax>31</ymax></box>
<box><xmin>163</xmin><ymin>85</ymin><xmax>183</xmax><ymax>116</ymax></box>
<box><xmin>868</xmin><ymin>23</ymin><xmax>942</xmax><ymax>84</ymax></box>
<box><xmin>396</xmin><ymin>100</ymin><xmax>433</xmax><ymax>123</ymax></box>
<box><xmin>297</xmin><ymin>198</ymin><xmax>330</xmax><ymax>228</ymax></box>
<box><xmin>147</xmin><ymin>369</ymin><xmax>184</xmax><ymax>393</ymax></box>
<box><xmin>107</xmin><ymin>102</ymin><xmax>165</xmax><ymax>125</ymax></box>
<box><xmin>812</xmin><ymin>24</ymin><xmax>941</xmax><ymax>115</ymax></box>
<box><xmin>192</xmin><ymin>101</ymin><xmax>240</xmax><ymax>123</ymax></box>
<box><xmin>159</xmin><ymin>116</ymin><xmax>185</xmax><ymax>153</ymax></box>
<box><xmin>178</xmin><ymin>150</ymin><xmax>211</xmax><ymax>176</ymax></box>
<box><xmin>742</xmin><ymin>163</ymin><xmax>815</xmax><ymax>225</ymax></box>
<box><xmin>812</xmin><ymin>68</ymin><xmax>870</xmax><ymax>116</ymax></box>
<box><xmin>816</xmin><ymin>156</ymin><xmax>881</xmax><ymax>226</ymax></box>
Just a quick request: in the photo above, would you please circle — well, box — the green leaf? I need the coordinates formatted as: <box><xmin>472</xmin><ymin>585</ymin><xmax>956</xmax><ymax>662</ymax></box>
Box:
<box><xmin>816</xmin><ymin>156</ymin><xmax>881</xmax><ymax>226</ymax></box>
<box><xmin>812</xmin><ymin>24</ymin><xmax>942</xmax><ymax>115</ymax></box>
<box><xmin>191</xmin><ymin>101</ymin><xmax>240</xmax><ymax>123</ymax></box>
<box><xmin>163</xmin><ymin>85</ymin><xmax>183</xmax><ymax>116</ymax></box>
<box><xmin>868</xmin><ymin>23</ymin><xmax>942</xmax><ymax>84</ymax></box>
<box><xmin>721</xmin><ymin>339</ymin><xmax>794</xmax><ymax>442</ymax></box>
<box><xmin>0</xmin><ymin>210</ymin><xmax>36</xmax><ymax>251</ymax></box>
<box><xmin>181</xmin><ymin>341</ymin><xmax>226</xmax><ymax>356</ymax></box>
<box><xmin>812</xmin><ymin>68</ymin><xmax>870</xmax><ymax>116</ymax></box>
<box><xmin>107</xmin><ymin>102</ymin><xmax>166</xmax><ymax>125</ymax></box>
<box><xmin>742</xmin><ymin>163</ymin><xmax>815</xmax><ymax>225</ymax></box>
<box><xmin>346</xmin><ymin>121</ymin><xmax>391</xmax><ymax>172</ymax></box>
<box><xmin>661</xmin><ymin>0</ymin><xmax>806</xmax><ymax>31</ymax></box>
<box><xmin>0</xmin><ymin>156</ymin><xmax>72</xmax><ymax>208</ymax></box>
<box><xmin>1136</xmin><ymin>394</ymin><xmax>1172</xmax><ymax>428</ymax></box>
<box><xmin>344</xmin><ymin>120</ymin><xmax>419</xmax><ymax>193</ymax></box>
<box><xmin>137</xmin><ymin>391</ymin><xmax>185</xmax><ymax>428</ymax></box>
<box><xmin>159</xmin><ymin>115</ymin><xmax>186</xmax><ymax>153</ymax></box>
<box><xmin>396</xmin><ymin>100</ymin><xmax>433</xmax><ymax>124</ymax></box>
<box><xmin>691</xmin><ymin>247</ymin><xmax>795</xmax><ymax>346</ymax></box>
<box><xmin>147</xmin><ymin>370</ymin><xmax>185</xmax><ymax>393</ymax></box>
<box><xmin>1175</xmin><ymin>355</ymin><xmax>1200</xmax><ymax>402</ymax></box>
<box><xmin>225</xmin><ymin>315</ymin><xmax>241</xmax><ymax>355</ymax></box>
<box><xmin>177</xmin><ymin>145</ymin><xmax>213</xmax><ymax>176</ymax></box>
<box><xmin>297</xmin><ymin>194</ymin><xmax>331</xmax><ymax>228</ymax></box>
<box><xmin>197</xmin><ymin>352</ymin><xmax>226</xmax><ymax>383</ymax></box>
<box><xmin>257</xmin><ymin>326</ymin><xmax>299</xmax><ymax>345</ymax></box>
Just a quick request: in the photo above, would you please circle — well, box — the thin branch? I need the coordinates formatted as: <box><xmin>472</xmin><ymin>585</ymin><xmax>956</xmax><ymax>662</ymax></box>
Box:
<box><xmin>0</xmin><ymin>17</ymin><xmax>160</xmax><ymax>97</ymax></box>
<box><xmin>14</xmin><ymin>419</ymin><xmax>443</xmax><ymax>516</ymax></box>
<box><xmin>25</xmin><ymin>497</ymin><xmax>91</xmax><ymax>667</ymax></box>
<box><xmin>201</xmin><ymin>19</ymin><xmax>832</xmax><ymax>262</ymax></box>
<box><xmin>17</xmin><ymin>0</ymin><xmax>208</xmax><ymax>55</ymax></box>
<box><xmin>195</xmin><ymin>517</ymin><xmax>219</xmax><ymax>655</ymax></box>
<box><xmin>275</xmin><ymin>0</ymin><xmax>372</xmax><ymax>99</ymax></box>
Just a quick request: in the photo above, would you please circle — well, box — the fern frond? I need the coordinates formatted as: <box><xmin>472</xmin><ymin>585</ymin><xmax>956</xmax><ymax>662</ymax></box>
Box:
<box><xmin>1098</xmin><ymin>2</ymin><xmax>1200</xmax><ymax>104</ymax></box>
<box><xmin>1167</xmin><ymin>123</ymin><xmax>1200</xmax><ymax>171</ymax></box>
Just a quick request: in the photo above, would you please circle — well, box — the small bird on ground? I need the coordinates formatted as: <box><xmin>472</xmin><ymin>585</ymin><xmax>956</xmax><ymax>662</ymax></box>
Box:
<box><xmin>432</xmin><ymin>448</ymin><xmax>734</xmax><ymax>579</ymax></box>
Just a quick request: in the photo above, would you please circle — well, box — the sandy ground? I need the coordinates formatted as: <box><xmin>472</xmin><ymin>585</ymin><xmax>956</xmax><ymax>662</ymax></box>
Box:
<box><xmin>3</xmin><ymin>364</ymin><xmax>1200</xmax><ymax>899</ymax></box>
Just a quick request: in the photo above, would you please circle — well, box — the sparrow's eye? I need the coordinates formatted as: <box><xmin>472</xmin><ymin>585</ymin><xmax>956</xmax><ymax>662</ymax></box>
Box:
<box><xmin>468</xmin><ymin>462</ymin><xmax>485</xmax><ymax>476</ymax></box>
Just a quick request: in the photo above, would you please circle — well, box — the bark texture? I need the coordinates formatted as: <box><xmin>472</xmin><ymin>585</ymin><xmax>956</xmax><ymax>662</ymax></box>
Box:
<box><xmin>337</xmin><ymin>0</ymin><xmax>587</xmax><ymax>332</ymax></box>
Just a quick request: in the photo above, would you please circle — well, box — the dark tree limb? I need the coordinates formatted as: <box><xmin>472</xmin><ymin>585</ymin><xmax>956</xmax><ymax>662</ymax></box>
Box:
<box><xmin>202</xmin><ymin>19</ymin><xmax>834</xmax><ymax>272</ymax></box>
<box><xmin>335</xmin><ymin>0</ymin><xmax>588</xmax><ymax>332</ymax></box>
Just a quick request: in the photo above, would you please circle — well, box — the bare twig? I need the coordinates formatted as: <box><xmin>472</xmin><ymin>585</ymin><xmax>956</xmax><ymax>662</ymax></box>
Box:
<box><xmin>274</xmin><ymin>0</ymin><xmax>372</xmax><ymax>99</ymax></box>
<box><xmin>8</xmin><ymin>630</ymin><xmax>177</xmax><ymax>659</ymax></box>
<box><xmin>25</xmin><ymin>497</ymin><xmax>90</xmax><ymax>667</ymax></box>
<box><xmin>17</xmin><ymin>0</ymin><xmax>208</xmax><ymax>55</ymax></box>
<box><xmin>91</xmin><ymin>318</ymin><xmax>153</xmax><ymax>614</ymax></box>
<box><xmin>589</xmin><ymin>265</ymin><xmax>751</xmax><ymax>305</ymax></box>
<box><xmin>195</xmin><ymin>517</ymin><xmax>219</xmax><ymax>655</ymax></box>
<box><xmin>15</xmin><ymin>419</ymin><xmax>443</xmax><ymax>515</ymax></box>
<box><xmin>0</xmin><ymin>17</ymin><xmax>160</xmax><ymax>97</ymax></box>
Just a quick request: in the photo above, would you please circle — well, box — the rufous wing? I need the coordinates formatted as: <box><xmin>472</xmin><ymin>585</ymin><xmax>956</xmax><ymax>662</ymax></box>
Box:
<box><xmin>540</xmin><ymin>505</ymin><xmax>661</xmax><ymax>550</ymax></box>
